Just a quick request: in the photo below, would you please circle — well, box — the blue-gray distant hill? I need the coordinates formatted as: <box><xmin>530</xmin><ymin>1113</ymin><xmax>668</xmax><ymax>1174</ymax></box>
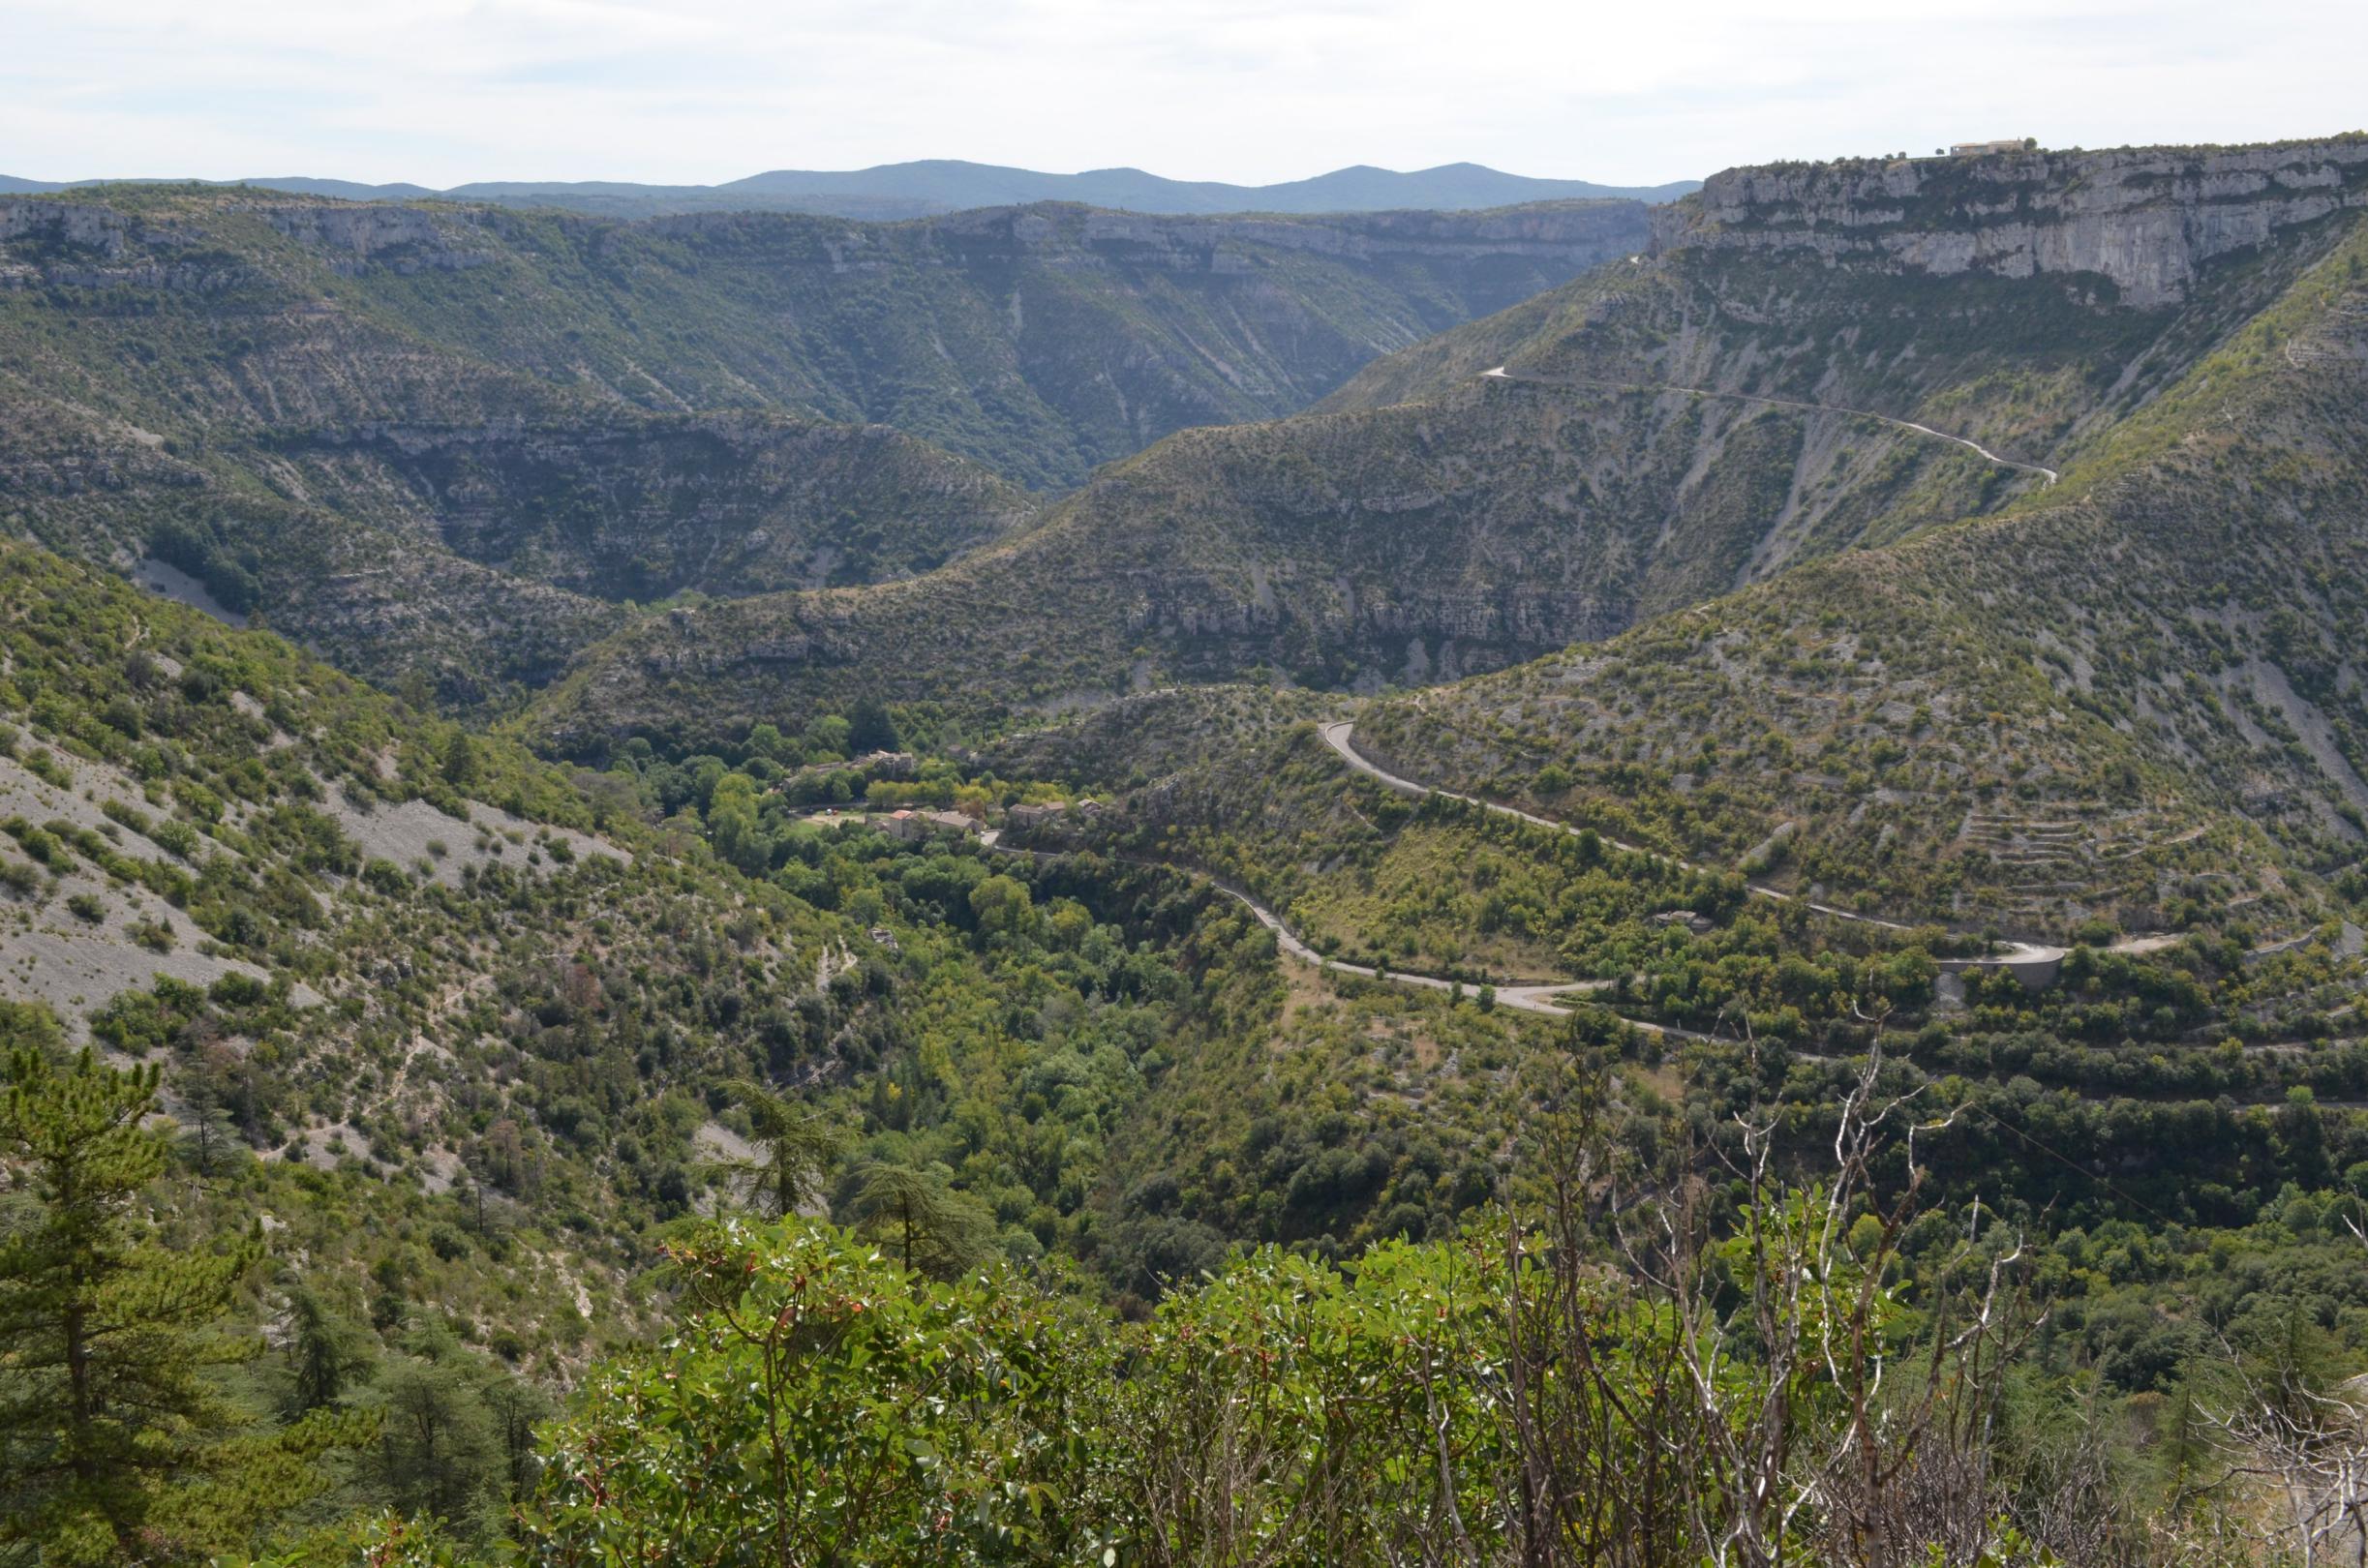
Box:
<box><xmin>706</xmin><ymin>160</ymin><xmax>1699</xmax><ymax>214</ymax></box>
<box><xmin>0</xmin><ymin>160</ymin><xmax>1696</xmax><ymax>217</ymax></box>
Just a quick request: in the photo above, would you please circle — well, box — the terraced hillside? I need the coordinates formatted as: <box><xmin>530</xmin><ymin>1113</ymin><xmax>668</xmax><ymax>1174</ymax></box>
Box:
<box><xmin>1354</xmin><ymin>212</ymin><xmax>2368</xmax><ymax>935</ymax></box>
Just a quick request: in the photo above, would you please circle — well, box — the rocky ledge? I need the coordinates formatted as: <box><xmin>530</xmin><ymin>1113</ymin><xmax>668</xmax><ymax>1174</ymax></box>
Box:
<box><xmin>1653</xmin><ymin>136</ymin><xmax>2368</xmax><ymax>304</ymax></box>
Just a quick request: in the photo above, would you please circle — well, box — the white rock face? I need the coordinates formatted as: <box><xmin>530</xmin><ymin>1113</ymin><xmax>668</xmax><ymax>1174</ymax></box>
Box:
<box><xmin>0</xmin><ymin>198</ymin><xmax>136</xmax><ymax>252</ymax></box>
<box><xmin>260</xmin><ymin>201</ymin><xmax>490</xmax><ymax>275</ymax></box>
<box><xmin>1652</xmin><ymin>138</ymin><xmax>2368</xmax><ymax>305</ymax></box>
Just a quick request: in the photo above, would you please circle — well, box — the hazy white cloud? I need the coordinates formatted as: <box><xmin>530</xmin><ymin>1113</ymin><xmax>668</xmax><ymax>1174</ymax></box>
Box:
<box><xmin>0</xmin><ymin>0</ymin><xmax>2360</xmax><ymax>186</ymax></box>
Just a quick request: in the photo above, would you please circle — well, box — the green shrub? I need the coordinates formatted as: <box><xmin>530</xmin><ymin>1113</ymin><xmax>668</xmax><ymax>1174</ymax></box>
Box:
<box><xmin>149</xmin><ymin>818</ymin><xmax>201</xmax><ymax>859</ymax></box>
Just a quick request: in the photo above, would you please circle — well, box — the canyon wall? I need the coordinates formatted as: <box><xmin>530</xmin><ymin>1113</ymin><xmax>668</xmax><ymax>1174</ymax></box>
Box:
<box><xmin>1653</xmin><ymin>136</ymin><xmax>2368</xmax><ymax>303</ymax></box>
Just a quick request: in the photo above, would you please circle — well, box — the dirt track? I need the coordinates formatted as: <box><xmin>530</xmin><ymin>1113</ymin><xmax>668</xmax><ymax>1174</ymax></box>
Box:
<box><xmin>1479</xmin><ymin>366</ymin><xmax>2060</xmax><ymax>485</ymax></box>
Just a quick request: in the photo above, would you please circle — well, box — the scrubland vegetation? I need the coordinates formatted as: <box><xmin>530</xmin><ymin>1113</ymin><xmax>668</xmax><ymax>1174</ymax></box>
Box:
<box><xmin>8</xmin><ymin>152</ymin><xmax>2368</xmax><ymax>1565</ymax></box>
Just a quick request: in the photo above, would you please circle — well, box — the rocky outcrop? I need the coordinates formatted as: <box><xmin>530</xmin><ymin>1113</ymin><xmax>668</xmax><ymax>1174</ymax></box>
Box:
<box><xmin>0</xmin><ymin>199</ymin><xmax>245</xmax><ymax>291</ymax></box>
<box><xmin>0</xmin><ymin>194</ymin><xmax>488</xmax><ymax>284</ymax></box>
<box><xmin>259</xmin><ymin>202</ymin><xmax>491</xmax><ymax>275</ymax></box>
<box><xmin>0</xmin><ymin>198</ymin><xmax>138</xmax><ymax>253</ymax></box>
<box><xmin>1653</xmin><ymin>136</ymin><xmax>2368</xmax><ymax>304</ymax></box>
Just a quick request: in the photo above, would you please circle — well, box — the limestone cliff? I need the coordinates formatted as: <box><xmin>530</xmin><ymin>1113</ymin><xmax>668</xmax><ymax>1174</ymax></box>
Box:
<box><xmin>1652</xmin><ymin>136</ymin><xmax>2368</xmax><ymax>303</ymax></box>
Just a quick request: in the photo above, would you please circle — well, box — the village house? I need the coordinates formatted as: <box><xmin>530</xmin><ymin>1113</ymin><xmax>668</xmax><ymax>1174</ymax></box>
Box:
<box><xmin>918</xmin><ymin>808</ymin><xmax>983</xmax><ymax>836</ymax></box>
<box><xmin>1006</xmin><ymin>800</ymin><xmax>1068</xmax><ymax>830</ymax></box>
<box><xmin>871</xmin><ymin>805</ymin><xmax>985</xmax><ymax>842</ymax></box>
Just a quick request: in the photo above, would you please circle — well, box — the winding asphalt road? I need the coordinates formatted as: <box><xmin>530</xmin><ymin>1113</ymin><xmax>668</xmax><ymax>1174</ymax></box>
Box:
<box><xmin>1317</xmin><ymin>720</ymin><xmax>2179</xmax><ymax>973</ymax></box>
<box><xmin>860</xmin><ymin>813</ymin><xmax>1637</xmax><ymax>1025</ymax></box>
<box><xmin>1441</xmin><ymin>377</ymin><xmax>2245</xmax><ymax>969</ymax></box>
<box><xmin>841</xmin><ymin>707</ymin><xmax>2190</xmax><ymax>1031</ymax></box>
<box><xmin>1479</xmin><ymin>366</ymin><xmax>2062</xmax><ymax>487</ymax></box>
<box><xmin>839</xmin><ymin>709</ymin><xmax>2201</xmax><ymax>1034</ymax></box>
<box><xmin>968</xmin><ymin>820</ymin><xmax>1620</xmax><ymax>1022</ymax></box>
<box><xmin>1215</xmin><ymin>885</ymin><xmax>1618</xmax><ymax>1018</ymax></box>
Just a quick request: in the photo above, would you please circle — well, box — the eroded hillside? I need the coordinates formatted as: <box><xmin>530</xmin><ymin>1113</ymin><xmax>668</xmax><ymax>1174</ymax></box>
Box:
<box><xmin>0</xmin><ymin>188</ymin><xmax>1652</xmax><ymax>701</ymax></box>
<box><xmin>531</xmin><ymin>142</ymin><xmax>2368</xmax><ymax>757</ymax></box>
<box><xmin>14</xmin><ymin>140</ymin><xmax>2368</xmax><ymax>1567</ymax></box>
<box><xmin>1354</xmin><ymin>216</ymin><xmax>2368</xmax><ymax>934</ymax></box>
<box><xmin>0</xmin><ymin>190</ymin><xmax>1649</xmax><ymax>487</ymax></box>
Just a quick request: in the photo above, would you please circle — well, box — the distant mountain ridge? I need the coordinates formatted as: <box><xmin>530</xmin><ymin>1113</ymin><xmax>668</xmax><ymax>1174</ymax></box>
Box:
<box><xmin>0</xmin><ymin>159</ymin><xmax>1698</xmax><ymax>218</ymax></box>
<box><xmin>713</xmin><ymin>159</ymin><xmax>1698</xmax><ymax>213</ymax></box>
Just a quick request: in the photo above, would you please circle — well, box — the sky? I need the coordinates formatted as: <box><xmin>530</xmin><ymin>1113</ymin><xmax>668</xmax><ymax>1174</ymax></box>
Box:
<box><xmin>2</xmin><ymin>0</ymin><xmax>2363</xmax><ymax>189</ymax></box>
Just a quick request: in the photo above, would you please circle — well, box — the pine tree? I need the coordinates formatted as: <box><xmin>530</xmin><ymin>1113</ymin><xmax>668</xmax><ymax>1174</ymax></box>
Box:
<box><xmin>707</xmin><ymin>1080</ymin><xmax>843</xmax><ymax>1220</ymax></box>
<box><xmin>0</xmin><ymin>1033</ymin><xmax>351</xmax><ymax>1564</ymax></box>
<box><xmin>439</xmin><ymin>730</ymin><xmax>479</xmax><ymax>790</ymax></box>
<box><xmin>284</xmin><ymin>1287</ymin><xmax>368</xmax><ymax>1416</ymax></box>
<box><xmin>173</xmin><ymin>1077</ymin><xmax>245</xmax><ymax>1184</ymax></box>
<box><xmin>394</xmin><ymin>668</ymin><xmax>436</xmax><ymax>714</ymax></box>
<box><xmin>849</xmin><ymin>1161</ymin><xmax>989</xmax><ymax>1279</ymax></box>
<box><xmin>368</xmin><ymin>1343</ymin><xmax>504</xmax><ymax>1540</ymax></box>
